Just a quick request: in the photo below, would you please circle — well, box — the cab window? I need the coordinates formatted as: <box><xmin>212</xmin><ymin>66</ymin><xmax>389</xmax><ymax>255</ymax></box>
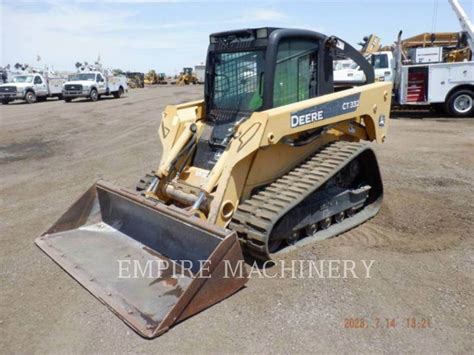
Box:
<box><xmin>96</xmin><ymin>74</ymin><xmax>104</xmax><ymax>82</ymax></box>
<box><xmin>372</xmin><ymin>54</ymin><xmax>389</xmax><ymax>69</ymax></box>
<box><xmin>34</xmin><ymin>76</ymin><xmax>43</xmax><ymax>84</ymax></box>
<box><xmin>212</xmin><ymin>51</ymin><xmax>264</xmax><ymax>112</ymax></box>
<box><xmin>273</xmin><ymin>39</ymin><xmax>318</xmax><ymax>107</ymax></box>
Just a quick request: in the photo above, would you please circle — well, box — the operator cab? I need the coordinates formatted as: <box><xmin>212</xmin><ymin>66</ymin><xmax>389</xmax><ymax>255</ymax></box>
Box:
<box><xmin>193</xmin><ymin>28</ymin><xmax>374</xmax><ymax>170</ymax></box>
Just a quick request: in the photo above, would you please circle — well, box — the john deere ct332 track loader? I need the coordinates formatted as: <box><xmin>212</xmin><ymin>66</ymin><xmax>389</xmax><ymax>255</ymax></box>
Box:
<box><xmin>36</xmin><ymin>28</ymin><xmax>391</xmax><ymax>338</ymax></box>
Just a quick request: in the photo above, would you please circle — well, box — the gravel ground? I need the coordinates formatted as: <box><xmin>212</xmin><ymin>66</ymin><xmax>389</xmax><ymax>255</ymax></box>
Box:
<box><xmin>1</xmin><ymin>86</ymin><xmax>473</xmax><ymax>353</ymax></box>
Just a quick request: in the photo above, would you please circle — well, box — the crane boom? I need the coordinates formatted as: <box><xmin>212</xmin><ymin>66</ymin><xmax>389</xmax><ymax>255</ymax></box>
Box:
<box><xmin>449</xmin><ymin>0</ymin><xmax>474</xmax><ymax>50</ymax></box>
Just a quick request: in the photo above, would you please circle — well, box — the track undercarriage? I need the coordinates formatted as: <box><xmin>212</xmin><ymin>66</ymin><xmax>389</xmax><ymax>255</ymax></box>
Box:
<box><xmin>230</xmin><ymin>141</ymin><xmax>383</xmax><ymax>260</ymax></box>
<box><xmin>138</xmin><ymin>140</ymin><xmax>383</xmax><ymax>261</ymax></box>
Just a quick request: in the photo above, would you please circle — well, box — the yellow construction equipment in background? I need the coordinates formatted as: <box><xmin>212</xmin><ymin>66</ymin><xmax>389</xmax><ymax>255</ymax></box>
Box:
<box><xmin>401</xmin><ymin>32</ymin><xmax>471</xmax><ymax>62</ymax></box>
<box><xmin>359</xmin><ymin>34</ymin><xmax>382</xmax><ymax>55</ymax></box>
<box><xmin>37</xmin><ymin>28</ymin><xmax>391</xmax><ymax>338</ymax></box>
<box><xmin>144</xmin><ymin>69</ymin><xmax>158</xmax><ymax>84</ymax></box>
<box><xmin>173</xmin><ymin>67</ymin><xmax>199</xmax><ymax>85</ymax></box>
<box><xmin>144</xmin><ymin>70</ymin><xmax>168</xmax><ymax>85</ymax></box>
<box><xmin>125</xmin><ymin>72</ymin><xmax>145</xmax><ymax>88</ymax></box>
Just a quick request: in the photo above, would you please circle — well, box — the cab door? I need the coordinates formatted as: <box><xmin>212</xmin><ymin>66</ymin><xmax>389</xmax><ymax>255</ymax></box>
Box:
<box><xmin>372</xmin><ymin>53</ymin><xmax>393</xmax><ymax>82</ymax></box>
<box><xmin>34</xmin><ymin>76</ymin><xmax>48</xmax><ymax>96</ymax></box>
<box><xmin>272</xmin><ymin>39</ymin><xmax>319</xmax><ymax>107</ymax></box>
<box><xmin>96</xmin><ymin>73</ymin><xmax>106</xmax><ymax>94</ymax></box>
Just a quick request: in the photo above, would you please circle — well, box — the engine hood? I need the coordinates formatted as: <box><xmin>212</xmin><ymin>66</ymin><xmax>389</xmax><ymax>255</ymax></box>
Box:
<box><xmin>0</xmin><ymin>82</ymin><xmax>32</xmax><ymax>89</ymax></box>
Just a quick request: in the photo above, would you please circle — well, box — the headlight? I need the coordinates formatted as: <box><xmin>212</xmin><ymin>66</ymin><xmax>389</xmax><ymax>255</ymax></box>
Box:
<box><xmin>17</xmin><ymin>87</ymin><xmax>25</xmax><ymax>92</ymax></box>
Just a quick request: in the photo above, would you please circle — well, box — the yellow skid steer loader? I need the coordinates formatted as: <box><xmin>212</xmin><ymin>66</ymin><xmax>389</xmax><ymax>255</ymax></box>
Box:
<box><xmin>36</xmin><ymin>28</ymin><xmax>391</xmax><ymax>338</ymax></box>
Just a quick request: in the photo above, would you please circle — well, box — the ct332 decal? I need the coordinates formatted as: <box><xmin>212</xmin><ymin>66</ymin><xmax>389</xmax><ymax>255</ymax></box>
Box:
<box><xmin>290</xmin><ymin>93</ymin><xmax>361</xmax><ymax>128</ymax></box>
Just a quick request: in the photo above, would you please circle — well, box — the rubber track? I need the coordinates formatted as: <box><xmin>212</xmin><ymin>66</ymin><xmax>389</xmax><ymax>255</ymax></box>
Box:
<box><xmin>230</xmin><ymin>140</ymin><xmax>370</xmax><ymax>260</ymax></box>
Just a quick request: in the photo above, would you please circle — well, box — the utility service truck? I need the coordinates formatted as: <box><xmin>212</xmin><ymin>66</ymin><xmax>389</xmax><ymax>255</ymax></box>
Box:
<box><xmin>335</xmin><ymin>0</ymin><xmax>474</xmax><ymax>117</ymax></box>
<box><xmin>62</xmin><ymin>64</ymin><xmax>127</xmax><ymax>102</ymax></box>
<box><xmin>392</xmin><ymin>0</ymin><xmax>474</xmax><ymax>117</ymax></box>
<box><xmin>0</xmin><ymin>71</ymin><xmax>65</xmax><ymax>104</ymax></box>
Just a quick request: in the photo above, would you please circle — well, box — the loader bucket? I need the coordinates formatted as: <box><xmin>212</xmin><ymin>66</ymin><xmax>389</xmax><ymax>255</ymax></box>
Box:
<box><xmin>35</xmin><ymin>181</ymin><xmax>248</xmax><ymax>338</ymax></box>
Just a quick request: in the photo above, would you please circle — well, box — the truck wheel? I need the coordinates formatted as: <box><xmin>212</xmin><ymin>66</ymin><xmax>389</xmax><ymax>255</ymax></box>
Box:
<box><xmin>446</xmin><ymin>90</ymin><xmax>474</xmax><ymax>117</ymax></box>
<box><xmin>1</xmin><ymin>99</ymin><xmax>10</xmax><ymax>105</ymax></box>
<box><xmin>113</xmin><ymin>87</ymin><xmax>124</xmax><ymax>98</ymax></box>
<box><xmin>64</xmin><ymin>98</ymin><xmax>72</xmax><ymax>103</ymax></box>
<box><xmin>25</xmin><ymin>91</ymin><xmax>37</xmax><ymax>104</ymax></box>
<box><xmin>90</xmin><ymin>89</ymin><xmax>98</xmax><ymax>102</ymax></box>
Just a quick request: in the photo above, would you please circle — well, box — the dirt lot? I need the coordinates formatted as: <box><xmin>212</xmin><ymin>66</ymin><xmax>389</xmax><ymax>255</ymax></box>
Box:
<box><xmin>1</xmin><ymin>87</ymin><xmax>473</xmax><ymax>353</ymax></box>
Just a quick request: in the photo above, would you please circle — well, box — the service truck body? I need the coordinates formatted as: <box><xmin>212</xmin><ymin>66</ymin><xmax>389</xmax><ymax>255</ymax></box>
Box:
<box><xmin>391</xmin><ymin>0</ymin><xmax>474</xmax><ymax>116</ymax></box>
<box><xmin>397</xmin><ymin>60</ymin><xmax>474</xmax><ymax>106</ymax></box>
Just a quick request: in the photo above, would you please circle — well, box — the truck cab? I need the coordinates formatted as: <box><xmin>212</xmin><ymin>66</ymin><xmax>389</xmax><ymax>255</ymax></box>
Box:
<box><xmin>371</xmin><ymin>51</ymin><xmax>395</xmax><ymax>82</ymax></box>
<box><xmin>0</xmin><ymin>73</ymin><xmax>64</xmax><ymax>104</ymax></box>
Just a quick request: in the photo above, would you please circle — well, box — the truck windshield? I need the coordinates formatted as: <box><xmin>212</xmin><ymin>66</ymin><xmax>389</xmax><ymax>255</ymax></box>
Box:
<box><xmin>69</xmin><ymin>73</ymin><xmax>96</xmax><ymax>81</ymax></box>
<box><xmin>371</xmin><ymin>54</ymin><xmax>389</xmax><ymax>69</ymax></box>
<box><xmin>211</xmin><ymin>51</ymin><xmax>264</xmax><ymax>112</ymax></box>
<box><xmin>13</xmin><ymin>75</ymin><xmax>34</xmax><ymax>83</ymax></box>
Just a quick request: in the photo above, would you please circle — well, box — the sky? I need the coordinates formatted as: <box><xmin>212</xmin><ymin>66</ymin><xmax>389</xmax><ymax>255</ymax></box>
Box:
<box><xmin>1</xmin><ymin>0</ymin><xmax>473</xmax><ymax>75</ymax></box>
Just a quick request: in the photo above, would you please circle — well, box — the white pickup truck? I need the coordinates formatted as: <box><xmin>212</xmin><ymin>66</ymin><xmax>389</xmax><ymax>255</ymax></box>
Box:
<box><xmin>0</xmin><ymin>73</ymin><xmax>65</xmax><ymax>104</ymax></box>
<box><xmin>62</xmin><ymin>71</ymin><xmax>127</xmax><ymax>102</ymax></box>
